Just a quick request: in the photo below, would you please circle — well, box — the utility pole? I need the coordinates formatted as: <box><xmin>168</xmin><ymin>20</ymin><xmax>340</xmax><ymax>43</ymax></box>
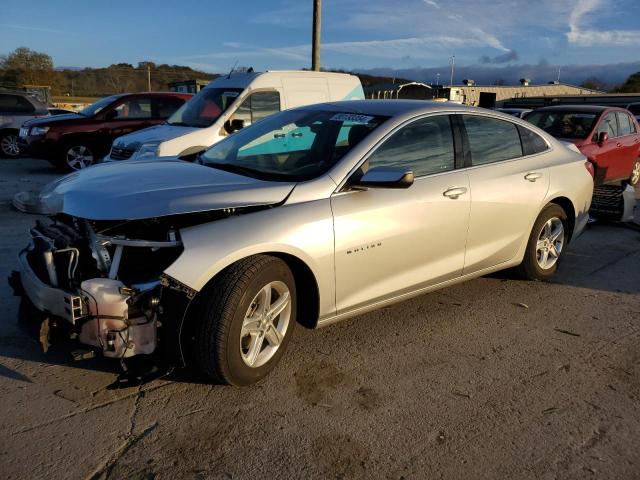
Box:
<box><xmin>312</xmin><ymin>0</ymin><xmax>321</xmax><ymax>71</ymax></box>
<box><xmin>147</xmin><ymin>65</ymin><xmax>151</xmax><ymax>92</ymax></box>
<box><xmin>449</xmin><ymin>55</ymin><xmax>455</xmax><ymax>86</ymax></box>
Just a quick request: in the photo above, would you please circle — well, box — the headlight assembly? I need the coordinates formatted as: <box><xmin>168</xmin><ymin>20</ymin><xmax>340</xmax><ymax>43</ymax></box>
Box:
<box><xmin>133</xmin><ymin>142</ymin><xmax>160</xmax><ymax>161</ymax></box>
<box><xmin>30</xmin><ymin>126</ymin><xmax>50</xmax><ymax>136</ymax></box>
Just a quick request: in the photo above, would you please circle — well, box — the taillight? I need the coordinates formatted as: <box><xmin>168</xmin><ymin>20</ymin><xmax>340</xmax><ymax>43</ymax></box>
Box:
<box><xmin>584</xmin><ymin>161</ymin><xmax>595</xmax><ymax>178</ymax></box>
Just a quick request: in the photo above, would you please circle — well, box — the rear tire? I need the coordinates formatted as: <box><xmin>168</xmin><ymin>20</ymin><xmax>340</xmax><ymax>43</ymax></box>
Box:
<box><xmin>0</xmin><ymin>131</ymin><xmax>20</xmax><ymax>158</ymax></box>
<box><xmin>629</xmin><ymin>159</ymin><xmax>640</xmax><ymax>187</ymax></box>
<box><xmin>195</xmin><ymin>255</ymin><xmax>296</xmax><ymax>385</ymax></box>
<box><xmin>516</xmin><ymin>204</ymin><xmax>568</xmax><ymax>281</ymax></box>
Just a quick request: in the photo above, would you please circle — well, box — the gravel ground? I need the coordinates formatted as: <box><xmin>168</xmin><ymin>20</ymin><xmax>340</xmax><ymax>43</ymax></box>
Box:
<box><xmin>1</xmin><ymin>158</ymin><xmax>639</xmax><ymax>480</ymax></box>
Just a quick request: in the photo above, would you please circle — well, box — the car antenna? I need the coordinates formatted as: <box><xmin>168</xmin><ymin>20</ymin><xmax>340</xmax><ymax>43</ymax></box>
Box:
<box><xmin>227</xmin><ymin>60</ymin><xmax>239</xmax><ymax>79</ymax></box>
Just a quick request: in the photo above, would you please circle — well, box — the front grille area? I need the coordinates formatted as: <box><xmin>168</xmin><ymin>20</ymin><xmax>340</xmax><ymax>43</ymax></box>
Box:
<box><xmin>110</xmin><ymin>145</ymin><xmax>136</xmax><ymax>160</ymax></box>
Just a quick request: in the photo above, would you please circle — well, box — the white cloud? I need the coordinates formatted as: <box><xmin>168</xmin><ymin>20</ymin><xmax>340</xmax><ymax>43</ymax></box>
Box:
<box><xmin>567</xmin><ymin>0</ymin><xmax>640</xmax><ymax>46</ymax></box>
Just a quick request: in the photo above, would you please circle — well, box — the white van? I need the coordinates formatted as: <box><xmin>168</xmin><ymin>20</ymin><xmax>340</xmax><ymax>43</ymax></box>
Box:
<box><xmin>105</xmin><ymin>70</ymin><xmax>364</xmax><ymax>162</ymax></box>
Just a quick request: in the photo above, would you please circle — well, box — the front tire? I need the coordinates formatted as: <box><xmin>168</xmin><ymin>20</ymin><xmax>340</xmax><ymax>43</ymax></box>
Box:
<box><xmin>516</xmin><ymin>204</ymin><xmax>568</xmax><ymax>281</ymax></box>
<box><xmin>196</xmin><ymin>255</ymin><xmax>296</xmax><ymax>385</ymax></box>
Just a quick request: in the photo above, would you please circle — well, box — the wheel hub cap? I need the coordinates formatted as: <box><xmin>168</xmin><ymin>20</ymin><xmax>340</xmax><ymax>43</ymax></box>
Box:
<box><xmin>66</xmin><ymin>146</ymin><xmax>94</xmax><ymax>170</ymax></box>
<box><xmin>240</xmin><ymin>280</ymin><xmax>291</xmax><ymax>368</ymax></box>
<box><xmin>1</xmin><ymin>135</ymin><xmax>19</xmax><ymax>156</ymax></box>
<box><xmin>536</xmin><ymin>217</ymin><xmax>564</xmax><ymax>270</ymax></box>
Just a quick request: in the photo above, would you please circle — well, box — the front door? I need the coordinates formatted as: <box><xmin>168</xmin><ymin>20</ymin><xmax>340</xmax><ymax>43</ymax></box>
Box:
<box><xmin>332</xmin><ymin>114</ymin><xmax>470</xmax><ymax>314</ymax></box>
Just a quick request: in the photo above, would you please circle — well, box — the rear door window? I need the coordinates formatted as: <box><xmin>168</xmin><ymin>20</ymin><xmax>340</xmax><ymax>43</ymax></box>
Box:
<box><xmin>367</xmin><ymin>115</ymin><xmax>455</xmax><ymax>177</ymax></box>
<box><xmin>153</xmin><ymin>96</ymin><xmax>186</xmax><ymax>118</ymax></box>
<box><xmin>616</xmin><ymin>112</ymin><xmax>633</xmax><ymax>136</ymax></box>
<box><xmin>462</xmin><ymin>115</ymin><xmax>522</xmax><ymax>165</ymax></box>
<box><xmin>0</xmin><ymin>94</ymin><xmax>35</xmax><ymax>114</ymax></box>
<box><xmin>517</xmin><ymin>125</ymin><xmax>549</xmax><ymax>155</ymax></box>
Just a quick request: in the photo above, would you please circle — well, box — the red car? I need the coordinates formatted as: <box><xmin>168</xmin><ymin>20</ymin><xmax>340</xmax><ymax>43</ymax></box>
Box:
<box><xmin>19</xmin><ymin>92</ymin><xmax>192</xmax><ymax>171</ymax></box>
<box><xmin>525</xmin><ymin>105</ymin><xmax>640</xmax><ymax>186</ymax></box>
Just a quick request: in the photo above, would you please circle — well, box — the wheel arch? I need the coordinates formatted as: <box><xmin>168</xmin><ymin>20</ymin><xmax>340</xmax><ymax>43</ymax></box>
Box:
<box><xmin>59</xmin><ymin>132</ymin><xmax>106</xmax><ymax>156</ymax></box>
<box><xmin>548</xmin><ymin>196</ymin><xmax>576</xmax><ymax>241</ymax></box>
<box><xmin>185</xmin><ymin>251</ymin><xmax>321</xmax><ymax>330</ymax></box>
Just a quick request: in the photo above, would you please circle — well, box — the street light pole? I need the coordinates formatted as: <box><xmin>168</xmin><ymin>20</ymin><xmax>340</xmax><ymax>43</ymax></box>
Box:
<box><xmin>449</xmin><ymin>55</ymin><xmax>455</xmax><ymax>87</ymax></box>
<box><xmin>312</xmin><ymin>0</ymin><xmax>321</xmax><ymax>71</ymax></box>
<box><xmin>147</xmin><ymin>65</ymin><xmax>151</xmax><ymax>92</ymax></box>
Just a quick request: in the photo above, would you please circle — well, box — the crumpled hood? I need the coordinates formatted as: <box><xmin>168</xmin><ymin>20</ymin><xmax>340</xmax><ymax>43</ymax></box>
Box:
<box><xmin>38</xmin><ymin>160</ymin><xmax>295</xmax><ymax>220</ymax></box>
<box><xmin>112</xmin><ymin>124</ymin><xmax>198</xmax><ymax>148</ymax></box>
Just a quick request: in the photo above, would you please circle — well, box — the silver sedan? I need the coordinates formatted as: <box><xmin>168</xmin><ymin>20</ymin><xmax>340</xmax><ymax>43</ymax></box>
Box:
<box><xmin>17</xmin><ymin>100</ymin><xmax>594</xmax><ymax>385</ymax></box>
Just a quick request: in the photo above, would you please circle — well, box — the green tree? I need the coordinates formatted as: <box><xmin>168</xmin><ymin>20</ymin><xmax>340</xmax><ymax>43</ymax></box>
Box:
<box><xmin>581</xmin><ymin>77</ymin><xmax>609</xmax><ymax>91</ymax></box>
<box><xmin>0</xmin><ymin>47</ymin><xmax>56</xmax><ymax>86</ymax></box>
<box><xmin>615</xmin><ymin>72</ymin><xmax>640</xmax><ymax>93</ymax></box>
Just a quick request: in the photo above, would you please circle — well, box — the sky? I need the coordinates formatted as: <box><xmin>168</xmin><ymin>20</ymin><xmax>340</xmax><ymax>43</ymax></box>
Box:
<box><xmin>1</xmin><ymin>0</ymin><xmax>640</xmax><ymax>85</ymax></box>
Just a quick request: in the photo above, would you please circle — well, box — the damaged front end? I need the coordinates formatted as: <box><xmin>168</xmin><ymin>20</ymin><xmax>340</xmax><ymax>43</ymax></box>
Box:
<box><xmin>14</xmin><ymin>213</ymin><xmax>192</xmax><ymax>362</ymax></box>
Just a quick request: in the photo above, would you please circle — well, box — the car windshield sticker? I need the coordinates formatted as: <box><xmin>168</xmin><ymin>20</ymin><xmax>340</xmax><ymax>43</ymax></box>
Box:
<box><xmin>572</xmin><ymin>114</ymin><xmax>596</xmax><ymax>118</ymax></box>
<box><xmin>223</xmin><ymin>92</ymin><xmax>239</xmax><ymax>97</ymax></box>
<box><xmin>330</xmin><ymin>113</ymin><xmax>374</xmax><ymax>124</ymax></box>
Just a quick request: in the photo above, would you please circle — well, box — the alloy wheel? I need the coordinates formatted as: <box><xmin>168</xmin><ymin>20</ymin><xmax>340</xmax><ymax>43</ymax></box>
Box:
<box><xmin>240</xmin><ymin>280</ymin><xmax>291</xmax><ymax>368</ymax></box>
<box><xmin>66</xmin><ymin>145</ymin><xmax>94</xmax><ymax>170</ymax></box>
<box><xmin>536</xmin><ymin>217</ymin><xmax>564</xmax><ymax>270</ymax></box>
<box><xmin>1</xmin><ymin>134</ymin><xmax>20</xmax><ymax>157</ymax></box>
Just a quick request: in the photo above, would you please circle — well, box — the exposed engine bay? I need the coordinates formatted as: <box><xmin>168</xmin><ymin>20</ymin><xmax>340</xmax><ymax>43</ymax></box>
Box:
<box><xmin>16</xmin><ymin>213</ymin><xmax>188</xmax><ymax>360</ymax></box>
<box><xmin>12</xmin><ymin>190</ymin><xmax>278</xmax><ymax>366</ymax></box>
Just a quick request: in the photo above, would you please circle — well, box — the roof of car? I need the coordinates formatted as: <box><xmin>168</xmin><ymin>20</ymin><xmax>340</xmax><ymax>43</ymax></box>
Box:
<box><xmin>301</xmin><ymin>99</ymin><xmax>481</xmax><ymax>116</ymax></box>
<box><xmin>533</xmin><ymin>105</ymin><xmax>622</xmax><ymax>113</ymax></box>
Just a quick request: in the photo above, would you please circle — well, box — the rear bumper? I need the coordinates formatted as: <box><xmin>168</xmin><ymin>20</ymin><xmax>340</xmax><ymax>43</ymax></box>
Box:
<box><xmin>573</xmin><ymin>210</ymin><xmax>589</xmax><ymax>240</ymax></box>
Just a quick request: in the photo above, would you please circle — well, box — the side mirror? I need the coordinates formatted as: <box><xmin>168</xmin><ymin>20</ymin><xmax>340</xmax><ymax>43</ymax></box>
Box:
<box><xmin>597</xmin><ymin>131</ymin><xmax>609</xmax><ymax>146</ymax></box>
<box><xmin>350</xmin><ymin>166</ymin><xmax>414</xmax><ymax>190</ymax></box>
<box><xmin>224</xmin><ymin>118</ymin><xmax>245</xmax><ymax>134</ymax></box>
<box><xmin>104</xmin><ymin>110</ymin><xmax>118</xmax><ymax>121</ymax></box>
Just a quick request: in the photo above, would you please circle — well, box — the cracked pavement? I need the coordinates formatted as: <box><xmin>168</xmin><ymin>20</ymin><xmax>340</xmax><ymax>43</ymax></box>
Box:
<box><xmin>1</xmin><ymin>158</ymin><xmax>639</xmax><ymax>479</ymax></box>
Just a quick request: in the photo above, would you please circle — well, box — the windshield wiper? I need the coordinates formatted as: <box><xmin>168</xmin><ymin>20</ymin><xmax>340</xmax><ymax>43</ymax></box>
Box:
<box><xmin>167</xmin><ymin>121</ymin><xmax>190</xmax><ymax>127</ymax></box>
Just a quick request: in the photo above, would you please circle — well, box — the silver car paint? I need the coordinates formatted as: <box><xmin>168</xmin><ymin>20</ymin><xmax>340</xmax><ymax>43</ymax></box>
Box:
<box><xmin>37</xmin><ymin>159</ymin><xmax>296</xmax><ymax>220</ymax></box>
<box><xmin>162</xmin><ymin>102</ymin><xmax>593</xmax><ymax>326</ymax></box>
<box><xmin>39</xmin><ymin>101</ymin><xmax>593</xmax><ymax>328</ymax></box>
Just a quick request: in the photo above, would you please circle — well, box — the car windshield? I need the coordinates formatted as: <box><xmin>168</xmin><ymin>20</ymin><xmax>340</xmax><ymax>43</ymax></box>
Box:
<box><xmin>79</xmin><ymin>95</ymin><xmax>122</xmax><ymax>116</ymax></box>
<box><xmin>526</xmin><ymin>111</ymin><xmax>598</xmax><ymax>139</ymax></box>
<box><xmin>167</xmin><ymin>88</ymin><xmax>243</xmax><ymax>128</ymax></box>
<box><xmin>200</xmin><ymin>109</ymin><xmax>388</xmax><ymax>182</ymax></box>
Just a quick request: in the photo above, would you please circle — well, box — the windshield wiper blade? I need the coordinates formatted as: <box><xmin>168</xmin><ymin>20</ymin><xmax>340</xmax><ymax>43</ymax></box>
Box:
<box><xmin>167</xmin><ymin>121</ymin><xmax>190</xmax><ymax>126</ymax></box>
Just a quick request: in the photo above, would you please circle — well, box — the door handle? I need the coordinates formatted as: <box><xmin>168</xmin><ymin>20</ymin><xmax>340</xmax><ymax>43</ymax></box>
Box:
<box><xmin>524</xmin><ymin>172</ymin><xmax>542</xmax><ymax>182</ymax></box>
<box><xmin>442</xmin><ymin>186</ymin><xmax>467</xmax><ymax>199</ymax></box>
<box><xmin>616</xmin><ymin>142</ymin><xmax>622</xmax><ymax>147</ymax></box>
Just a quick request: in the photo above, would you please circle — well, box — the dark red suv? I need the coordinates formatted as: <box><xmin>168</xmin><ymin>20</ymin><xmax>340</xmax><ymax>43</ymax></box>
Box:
<box><xmin>19</xmin><ymin>92</ymin><xmax>192</xmax><ymax>171</ymax></box>
<box><xmin>525</xmin><ymin>105</ymin><xmax>640</xmax><ymax>186</ymax></box>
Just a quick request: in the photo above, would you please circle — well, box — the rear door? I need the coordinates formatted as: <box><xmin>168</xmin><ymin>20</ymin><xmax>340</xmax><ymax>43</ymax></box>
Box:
<box><xmin>460</xmin><ymin>114</ymin><xmax>550</xmax><ymax>274</ymax></box>
<box><xmin>615</xmin><ymin>111</ymin><xmax>640</xmax><ymax>178</ymax></box>
<box><xmin>592</xmin><ymin>112</ymin><xmax>621</xmax><ymax>181</ymax></box>
<box><xmin>332</xmin><ymin>114</ymin><xmax>470</xmax><ymax>314</ymax></box>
